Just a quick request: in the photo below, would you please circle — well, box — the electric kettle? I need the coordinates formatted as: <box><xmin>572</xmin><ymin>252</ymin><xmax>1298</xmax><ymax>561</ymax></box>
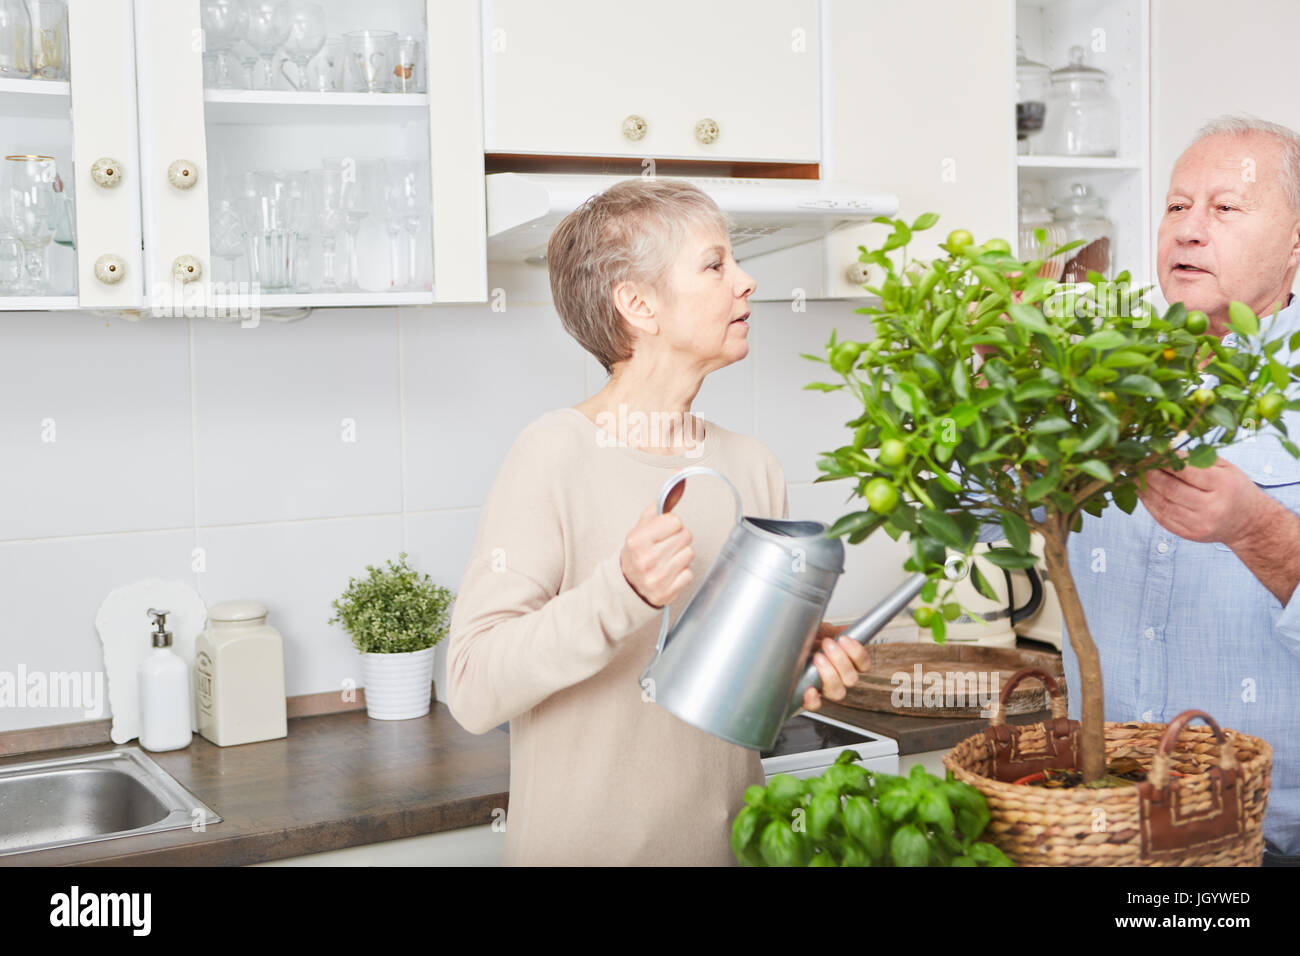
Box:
<box><xmin>639</xmin><ymin>466</ymin><xmax>937</xmax><ymax>751</ymax></box>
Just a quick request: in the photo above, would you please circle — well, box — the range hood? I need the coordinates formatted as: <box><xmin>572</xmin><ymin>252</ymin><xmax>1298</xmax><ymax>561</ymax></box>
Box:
<box><xmin>486</xmin><ymin>173</ymin><xmax>899</xmax><ymax>264</ymax></box>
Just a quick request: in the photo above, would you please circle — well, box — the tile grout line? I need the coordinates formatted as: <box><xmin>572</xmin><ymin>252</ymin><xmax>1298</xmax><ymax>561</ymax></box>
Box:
<box><xmin>188</xmin><ymin>315</ymin><xmax>201</xmax><ymax>599</ymax></box>
<box><xmin>397</xmin><ymin>307</ymin><xmax>409</xmax><ymax>554</ymax></box>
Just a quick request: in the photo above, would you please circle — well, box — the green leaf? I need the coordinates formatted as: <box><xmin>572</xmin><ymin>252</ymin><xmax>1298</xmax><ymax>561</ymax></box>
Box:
<box><xmin>1008</xmin><ymin>303</ymin><xmax>1051</xmax><ymax>336</ymax></box>
<box><xmin>1228</xmin><ymin>300</ymin><xmax>1259</xmax><ymax>337</ymax></box>
<box><xmin>1113</xmin><ymin>482</ymin><xmax>1139</xmax><ymax>514</ymax></box>
<box><xmin>827</xmin><ymin>510</ymin><xmax>883</xmax><ymax>538</ymax></box>
<box><xmin>969</xmin><ymin>562</ymin><xmax>1000</xmax><ymax>601</ymax></box>
<box><xmin>1025</xmin><ymin>472</ymin><xmax>1058</xmax><ymax>501</ymax></box>
<box><xmin>1102</xmin><ymin>349</ymin><xmax>1152</xmax><ymax>368</ymax></box>
<box><xmin>1075</xmin><ymin>421</ymin><xmax>1112</xmax><ymax>455</ymax></box>
<box><xmin>999</xmin><ymin>511</ymin><xmax>1031</xmax><ymax>553</ymax></box>
<box><xmin>911</xmin><ymin>212</ymin><xmax>940</xmax><ymax>231</ymax></box>
<box><xmin>804</xmin><ymin>382</ymin><xmax>845</xmax><ymax>391</ymax></box>
<box><xmin>1205</xmin><ymin>403</ymin><xmax>1236</xmax><ymax>430</ymax></box>
<box><xmin>1081</xmin><ymin>330</ymin><xmax>1128</xmax><ymax>350</ymax></box>
<box><xmin>731</xmin><ymin>806</ymin><xmax>763</xmax><ymax>860</ymax></box>
<box><xmin>1186</xmin><ymin>444</ymin><xmax>1217</xmax><ymax>468</ymax></box>
<box><xmin>890</xmin><ymin>824</ymin><xmax>931</xmax><ymax>867</ymax></box>
<box><xmin>1030</xmin><ymin>416</ymin><xmax>1072</xmax><ymax>434</ymax></box>
<box><xmin>1013</xmin><ymin>379</ymin><xmax>1060</xmax><ymax>402</ymax></box>
<box><xmin>918</xmin><ymin>509</ymin><xmax>968</xmax><ymax>549</ymax></box>
<box><xmin>1077</xmin><ymin>459</ymin><xmax>1114</xmax><ymax>483</ymax></box>
<box><xmin>1114</xmin><ymin>374</ymin><xmax>1165</xmax><ymax>399</ymax></box>
<box><xmin>982</xmin><ymin>548</ymin><xmax>1040</xmax><ymax>570</ymax></box>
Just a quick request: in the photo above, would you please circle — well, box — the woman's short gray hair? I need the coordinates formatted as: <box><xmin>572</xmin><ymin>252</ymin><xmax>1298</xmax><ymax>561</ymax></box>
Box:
<box><xmin>547</xmin><ymin>178</ymin><xmax>731</xmax><ymax>374</ymax></box>
<box><xmin>1192</xmin><ymin>114</ymin><xmax>1300</xmax><ymax>211</ymax></box>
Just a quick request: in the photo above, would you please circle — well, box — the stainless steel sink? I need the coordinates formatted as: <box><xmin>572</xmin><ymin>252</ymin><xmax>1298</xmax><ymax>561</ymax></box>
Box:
<box><xmin>0</xmin><ymin>746</ymin><xmax>221</xmax><ymax>857</ymax></box>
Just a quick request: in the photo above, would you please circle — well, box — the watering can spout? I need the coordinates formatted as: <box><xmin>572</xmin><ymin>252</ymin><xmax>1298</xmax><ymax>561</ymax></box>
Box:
<box><xmin>784</xmin><ymin>571</ymin><xmax>931</xmax><ymax>721</ymax></box>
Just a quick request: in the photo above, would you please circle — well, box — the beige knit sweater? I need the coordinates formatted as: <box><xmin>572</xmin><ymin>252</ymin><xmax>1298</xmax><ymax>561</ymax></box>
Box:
<box><xmin>444</xmin><ymin>406</ymin><xmax>790</xmax><ymax>865</ymax></box>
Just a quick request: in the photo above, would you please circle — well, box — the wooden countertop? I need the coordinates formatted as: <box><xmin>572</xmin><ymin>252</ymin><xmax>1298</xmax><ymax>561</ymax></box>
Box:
<box><xmin>0</xmin><ymin>703</ymin><xmax>510</xmax><ymax>866</ymax></box>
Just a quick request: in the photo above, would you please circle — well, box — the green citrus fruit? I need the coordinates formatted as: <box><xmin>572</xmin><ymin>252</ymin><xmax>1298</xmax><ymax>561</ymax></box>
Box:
<box><xmin>981</xmin><ymin>238</ymin><xmax>1012</xmax><ymax>255</ymax></box>
<box><xmin>946</xmin><ymin>229</ymin><xmax>974</xmax><ymax>252</ymax></box>
<box><xmin>864</xmin><ymin>477</ymin><xmax>899</xmax><ymax>514</ymax></box>
<box><xmin>878</xmin><ymin>439</ymin><xmax>907</xmax><ymax>468</ymax></box>
<box><xmin>912</xmin><ymin>606</ymin><xmax>934</xmax><ymax>628</ymax></box>
<box><xmin>1192</xmin><ymin>388</ymin><xmax>1216</xmax><ymax>406</ymax></box>
<box><xmin>1185</xmin><ymin>310</ymin><xmax>1209</xmax><ymax>335</ymax></box>
<box><xmin>1259</xmin><ymin>392</ymin><xmax>1286</xmax><ymax>420</ymax></box>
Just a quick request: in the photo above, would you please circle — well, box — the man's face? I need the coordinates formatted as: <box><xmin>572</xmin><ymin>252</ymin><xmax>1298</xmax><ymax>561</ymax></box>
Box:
<box><xmin>1157</xmin><ymin>132</ymin><xmax>1300</xmax><ymax>329</ymax></box>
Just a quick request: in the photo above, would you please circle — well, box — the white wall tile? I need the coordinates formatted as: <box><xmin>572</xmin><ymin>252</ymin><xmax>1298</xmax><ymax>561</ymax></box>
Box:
<box><xmin>190</xmin><ymin>309</ymin><xmax>403</xmax><ymax>526</ymax></box>
<box><xmin>404</xmin><ymin>508</ymin><xmax>482</xmax><ymax>703</ymax></box>
<box><xmin>401</xmin><ymin>303</ymin><xmax>587</xmax><ymax>511</ymax></box>
<box><xmin>0</xmin><ymin>529</ymin><xmax>195</xmax><ymax>732</ymax></box>
<box><xmin>0</xmin><ymin>312</ymin><xmax>193</xmax><ymax>541</ymax></box>
<box><xmin>194</xmin><ymin>515</ymin><xmax>403</xmax><ymax>699</ymax></box>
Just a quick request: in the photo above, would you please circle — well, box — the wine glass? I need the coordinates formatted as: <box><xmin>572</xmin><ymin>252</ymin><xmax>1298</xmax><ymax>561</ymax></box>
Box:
<box><xmin>210</xmin><ymin>187</ymin><xmax>248</xmax><ymax>285</ymax></box>
<box><xmin>201</xmin><ymin>0</ymin><xmax>247</xmax><ymax>89</ymax></box>
<box><xmin>278</xmin><ymin>2</ymin><xmax>325</xmax><ymax>92</ymax></box>
<box><xmin>323</xmin><ymin>155</ymin><xmax>370</xmax><ymax>289</ymax></box>
<box><xmin>382</xmin><ymin>159</ymin><xmax>425</xmax><ymax>291</ymax></box>
<box><xmin>3</xmin><ymin>155</ymin><xmax>58</xmax><ymax>294</ymax></box>
<box><xmin>308</xmin><ymin>168</ymin><xmax>344</xmax><ymax>291</ymax></box>
<box><xmin>281</xmin><ymin>170</ymin><xmax>313</xmax><ymax>290</ymax></box>
<box><xmin>244</xmin><ymin>0</ymin><xmax>291</xmax><ymax>91</ymax></box>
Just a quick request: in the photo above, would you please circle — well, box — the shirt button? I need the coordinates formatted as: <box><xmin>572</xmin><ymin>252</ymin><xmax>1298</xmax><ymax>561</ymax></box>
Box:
<box><xmin>1157</xmin><ymin>540</ymin><xmax>1169</xmax><ymax>554</ymax></box>
<box><xmin>1264</xmin><ymin>464</ymin><xmax>1275</xmax><ymax>475</ymax></box>
<box><xmin>1142</xmin><ymin>710</ymin><xmax>1154</xmax><ymax>722</ymax></box>
<box><xmin>1144</xmin><ymin>627</ymin><xmax>1155</xmax><ymax>640</ymax></box>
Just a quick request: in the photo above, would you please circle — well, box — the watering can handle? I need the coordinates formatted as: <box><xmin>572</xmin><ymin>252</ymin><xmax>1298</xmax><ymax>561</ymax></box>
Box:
<box><xmin>651</xmin><ymin>467</ymin><xmax>744</xmax><ymax>657</ymax></box>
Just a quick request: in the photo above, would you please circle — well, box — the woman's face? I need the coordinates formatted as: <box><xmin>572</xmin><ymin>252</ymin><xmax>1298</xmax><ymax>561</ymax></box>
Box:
<box><xmin>644</xmin><ymin>225</ymin><xmax>757</xmax><ymax>372</ymax></box>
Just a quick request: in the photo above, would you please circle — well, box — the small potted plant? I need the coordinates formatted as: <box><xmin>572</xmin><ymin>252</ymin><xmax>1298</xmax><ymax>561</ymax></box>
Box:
<box><xmin>329</xmin><ymin>552</ymin><xmax>454</xmax><ymax>720</ymax></box>
<box><xmin>805</xmin><ymin>213</ymin><xmax>1284</xmax><ymax>864</ymax></box>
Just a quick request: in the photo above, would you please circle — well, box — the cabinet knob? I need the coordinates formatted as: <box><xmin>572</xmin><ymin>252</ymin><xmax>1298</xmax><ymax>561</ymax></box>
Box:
<box><xmin>90</xmin><ymin>158</ymin><xmax>123</xmax><ymax>188</ymax></box>
<box><xmin>621</xmin><ymin>114</ymin><xmax>648</xmax><ymax>142</ymax></box>
<box><xmin>93</xmin><ymin>254</ymin><xmax>126</xmax><ymax>284</ymax></box>
<box><xmin>845</xmin><ymin>260</ymin><xmax>872</xmax><ymax>286</ymax></box>
<box><xmin>167</xmin><ymin>159</ymin><xmax>199</xmax><ymax>190</ymax></box>
<box><xmin>172</xmin><ymin>254</ymin><xmax>202</xmax><ymax>283</ymax></box>
<box><xmin>694</xmin><ymin>117</ymin><xmax>720</xmax><ymax>146</ymax></box>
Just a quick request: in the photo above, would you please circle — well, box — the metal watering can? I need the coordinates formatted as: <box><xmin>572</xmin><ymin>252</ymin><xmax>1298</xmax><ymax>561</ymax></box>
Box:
<box><xmin>639</xmin><ymin>466</ymin><xmax>930</xmax><ymax>751</ymax></box>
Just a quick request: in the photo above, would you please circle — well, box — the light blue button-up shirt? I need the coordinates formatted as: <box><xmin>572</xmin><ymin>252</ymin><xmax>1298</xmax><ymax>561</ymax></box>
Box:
<box><xmin>1063</xmin><ymin>293</ymin><xmax>1300</xmax><ymax>855</ymax></box>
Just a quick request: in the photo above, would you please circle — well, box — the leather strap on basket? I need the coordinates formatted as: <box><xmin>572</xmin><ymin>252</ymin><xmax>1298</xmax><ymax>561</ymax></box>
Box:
<box><xmin>1138</xmin><ymin>710</ymin><xmax>1244</xmax><ymax>860</ymax></box>
<box><xmin>982</xmin><ymin>667</ymin><xmax>1079</xmax><ymax>782</ymax></box>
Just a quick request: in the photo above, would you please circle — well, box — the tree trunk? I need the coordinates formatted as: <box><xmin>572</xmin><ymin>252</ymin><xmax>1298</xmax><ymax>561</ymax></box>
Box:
<box><xmin>1039</xmin><ymin>519</ymin><xmax>1106</xmax><ymax>782</ymax></box>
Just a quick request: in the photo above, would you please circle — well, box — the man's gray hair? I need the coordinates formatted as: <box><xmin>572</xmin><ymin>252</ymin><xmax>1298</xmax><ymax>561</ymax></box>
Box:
<box><xmin>1191</xmin><ymin>114</ymin><xmax>1300</xmax><ymax>211</ymax></box>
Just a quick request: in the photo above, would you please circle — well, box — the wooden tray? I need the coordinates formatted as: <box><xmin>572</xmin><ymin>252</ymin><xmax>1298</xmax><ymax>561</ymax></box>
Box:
<box><xmin>839</xmin><ymin>643</ymin><xmax>1067</xmax><ymax>718</ymax></box>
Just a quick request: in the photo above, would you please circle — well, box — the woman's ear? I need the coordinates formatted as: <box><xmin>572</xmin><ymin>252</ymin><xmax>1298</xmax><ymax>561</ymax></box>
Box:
<box><xmin>612</xmin><ymin>280</ymin><xmax>659</xmax><ymax>336</ymax></box>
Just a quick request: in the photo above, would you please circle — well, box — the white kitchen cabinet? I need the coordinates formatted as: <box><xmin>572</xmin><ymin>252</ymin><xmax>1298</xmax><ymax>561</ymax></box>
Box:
<box><xmin>0</xmin><ymin>0</ymin><xmax>488</xmax><ymax>313</ymax></box>
<box><xmin>820</xmin><ymin>0</ymin><xmax>1019</xmax><ymax>297</ymax></box>
<box><xmin>481</xmin><ymin>0</ymin><xmax>821</xmax><ymax>164</ymax></box>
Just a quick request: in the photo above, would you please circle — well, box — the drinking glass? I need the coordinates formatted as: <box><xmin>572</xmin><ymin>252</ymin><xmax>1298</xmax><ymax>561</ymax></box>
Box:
<box><xmin>31</xmin><ymin>0</ymin><xmax>66</xmax><ymax>80</ymax></box>
<box><xmin>393</xmin><ymin>35</ymin><xmax>422</xmax><ymax>93</ymax></box>
<box><xmin>281</xmin><ymin>170</ymin><xmax>313</xmax><ymax>290</ymax></box>
<box><xmin>323</xmin><ymin>154</ymin><xmax>370</xmax><ymax>290</ymax></box>
<box><xmin>382</xmin><ymin>159</ymin><xmax>425</xmax><ymax>290</ymax></box>
<box><xmin>308</xmin><ymin>168</ymin><xmax>345</xmax><ymax>291</ymax></box>
<box><xmin>200</xmin><ymin>0</ymin><xmax>246</xmax><ymax>89</ymax></box>
<box><xmin>244</xmin><ymin>0</ymin><xmax>291</xmax><ymax>91</ymax></box>
<box><xmin>278</xmin><ymin>1</ymin><xmax>324</xmax><ymax>92</ymax></box>
<box><xmin>51</xmin><ymin>167</ymin><xmax>74</xmax><ymax>249</ymax></box>
<box><xmin>210</xmin><ymin>192</ymin><xmax>247</xmax><ymax>284</ymax></box>
<box><xmin>306</xmin><ymin>36</ymin><xmax>342</xmax><ymax>91</ymax></box>
<box><xmin>3</xmin><ymin>155</ymin><xmax>58</xmax><ymax>294</ymax></box>
<box><xmin>247</xmin><ymin>170</ymin><xmax>294</xmax><ymax>291</ymax></box>
<box><xmin>344</xmin><ymin>29</ymin><xmax>396</xmax><ymax>93</ymax></box>
<box><xmin>0</xmin><ymin>0</ymin><xmax>32</xmax><ymax>78</ymax></box>
<box><xmin>0</xmin><ymin>233</ymin><xmax>20</xmax><ymax>290</ymax></box>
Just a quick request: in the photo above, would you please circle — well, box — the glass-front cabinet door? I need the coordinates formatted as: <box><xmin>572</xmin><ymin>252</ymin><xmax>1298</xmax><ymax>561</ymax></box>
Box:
<box><xmin>131</xmin><ymin>0</ymin><xmax>486</xmax><ymax>316</ymax></box>
<box><xmin>0</xmin><ymin>0</ymin><xmax>145</xmax><ymax>311</ymax></box>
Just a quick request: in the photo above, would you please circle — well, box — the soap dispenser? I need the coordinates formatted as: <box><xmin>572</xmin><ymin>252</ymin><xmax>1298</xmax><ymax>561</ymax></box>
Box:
<box><xmin>138</xmin><ymin>608</ymin><xmax>193</xmax><ymax>752</ymax></box>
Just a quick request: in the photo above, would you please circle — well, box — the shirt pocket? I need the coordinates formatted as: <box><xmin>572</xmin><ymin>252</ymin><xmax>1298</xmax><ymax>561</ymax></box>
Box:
<box><xmin>1213</xmin><ymin>435</ymin><xmax>1300</xmax><ymax>551</ymax></box>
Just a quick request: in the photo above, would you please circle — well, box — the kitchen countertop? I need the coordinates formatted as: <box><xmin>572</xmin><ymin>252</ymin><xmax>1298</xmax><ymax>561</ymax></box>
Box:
<box><xmin>815</xmin><ymin>699</ymin><xmax>1057</xmax><ymax>756</ymax></box>
<box><xmin>0</xmin><ymin>703</ymin><xmax>510</xmax><ymax>866</ymax></box>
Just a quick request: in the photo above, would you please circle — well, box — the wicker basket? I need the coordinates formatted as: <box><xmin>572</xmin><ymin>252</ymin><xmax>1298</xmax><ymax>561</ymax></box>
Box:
<box><xmin>943</xmin><ymin>668</ymin><xmax>1272</xmax><ymax>866</ymax></box>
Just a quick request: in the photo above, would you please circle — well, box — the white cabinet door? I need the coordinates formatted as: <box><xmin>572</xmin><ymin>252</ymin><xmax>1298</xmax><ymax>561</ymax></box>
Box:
<box><xmin>483</xmin><ymin>0</ymin><xmax>821</xmax><ymax>163</ymax></box>
<box><xmin>68</xmin><ymin>0</ymin><xmax>146</xmax><ymax>310</ymax></box>
<box><xmin>822</xmin><ymin>0</ymin><xmax>1017</xmax><ymax>297</ymax></box>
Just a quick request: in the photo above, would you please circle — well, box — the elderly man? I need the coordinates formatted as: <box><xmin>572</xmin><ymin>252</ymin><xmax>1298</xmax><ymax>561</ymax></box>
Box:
<box><xmin>1062</xmin><ymin>115</ymin><xmax>1300</xmax><ymax>865</ymax></box>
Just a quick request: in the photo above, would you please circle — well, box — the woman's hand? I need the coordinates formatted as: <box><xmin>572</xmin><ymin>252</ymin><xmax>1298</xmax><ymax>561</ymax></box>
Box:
<box><xmin>802</xmin><ymin>621</ymin><xmax>870</xmax><ymax>712</ymax></box>
<box><xmin>620</xmin><ymin>504</ymin><xmax>694</xmax><ymax>608</ymax></box>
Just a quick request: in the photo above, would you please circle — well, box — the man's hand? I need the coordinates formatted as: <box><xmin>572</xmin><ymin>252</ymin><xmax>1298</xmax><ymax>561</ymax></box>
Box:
<box><xmin>802</xmin><ymin>621</ymin><xmax>871</xmax><ymax>712</ymax></box>
<box><xmin>1139</xmin><ymin>457</ymin><xmax>1271</xmax><ymax>548</ymax></box>
<box><xmin>1140</xmin><ymin>456</ymin><xmax>1300</xmax><ymax>604</ymax></box>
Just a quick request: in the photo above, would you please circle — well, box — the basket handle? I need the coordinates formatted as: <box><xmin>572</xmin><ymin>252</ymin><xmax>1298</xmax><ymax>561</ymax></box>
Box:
<box><xmin>987</xmin><ymin>666</ymin><xmax>1067</xmax><ymax>727</ymax></box>
<box><xmin>1147</xmin><ymin>709</ymin><xmax>1238</xmax><ymax>788</ymax></box>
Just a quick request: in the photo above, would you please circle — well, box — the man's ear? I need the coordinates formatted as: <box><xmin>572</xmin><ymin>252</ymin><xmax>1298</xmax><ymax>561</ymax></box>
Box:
<box><xmin>612</xmin><ymin>280</ymin><xmax>658</xmax><ymax>336</ymax></box>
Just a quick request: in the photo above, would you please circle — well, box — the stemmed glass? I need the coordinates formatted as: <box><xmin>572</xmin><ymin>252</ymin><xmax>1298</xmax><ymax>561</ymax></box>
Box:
<box><xmin>281</xmin><ymin>171</ymin><xmax>313</xmax><ymax>290</ymax></box>
<box><xmin>3</xmin><ymin>155</ymin><xmax>58</xmax><ymax>294</ymax></box>
<box><xmin>382</xmin><ymin>159</ymin><xmax>425</xmax><ymax>290</ymax></box>
<box><xmin>244</xmin><ymin>0</ymin><xmax>291</xmax><ymax>91</ymax></box>
<box><xmin>308</xmin><ymin>168</ymin><xmax>344</xmax><ymax>292</ymax></box>
<box><xmin>278</xmin><ymin>2</ymin><xmax>325</xmax><ymax>92</ymax></box>
<box><xmin>324</xmin><ymin>155</ymin><xmax>370</xmax><ymax>289</ymax></box>
<box><xmin>200</xmin><ymin>0</ymin><xmax>247</xmax><ymax>89</ymax></box>
<box><xmin>210</xmin><ymin>186</ymin><xmax>248</xmax><ymax>285</ymax></box>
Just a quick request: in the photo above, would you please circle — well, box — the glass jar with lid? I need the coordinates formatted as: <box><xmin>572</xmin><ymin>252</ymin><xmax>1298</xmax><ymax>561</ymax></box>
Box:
<box><xmin>1015</xmin><ymin>38</ymin><xmax>1050</xmax><ymax>155</ymax></box>
<box><xmin>1050</xmin><ymin>182</ymin><xmax>1115</xmax><ymax>282</ymax></box>
<box><xmin>1018</xmin><ymin>189</ymin><xmax>1068</xmax><ymax>280</ymax></box>
<box><xmin>1042</xmin><ymin>46</ymin><xmax>1120</xmax><ymax>156</ymax></box>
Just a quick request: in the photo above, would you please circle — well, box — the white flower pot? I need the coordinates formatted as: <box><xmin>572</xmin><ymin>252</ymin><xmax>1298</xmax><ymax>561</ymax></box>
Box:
<box><xmin>360</xmin><ymin>646</ymin><xmax>435</xmax><ymax>720</ymax></box>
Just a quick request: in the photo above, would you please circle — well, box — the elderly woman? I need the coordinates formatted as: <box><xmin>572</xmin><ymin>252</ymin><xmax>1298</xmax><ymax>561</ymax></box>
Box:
<box><xmin>445</xmin><ymin>178</ymin><xmax>868</xmax><ymax>866</ymax></box>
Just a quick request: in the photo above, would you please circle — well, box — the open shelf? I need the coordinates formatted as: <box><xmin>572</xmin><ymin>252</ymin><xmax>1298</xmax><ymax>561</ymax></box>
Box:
<box><xmin>0</xmin><ymin>295</ymin><xmax>80</xmax><ymax>311</ymax></box>
<box><xmin>204</xmin><ymin>89</ymin><xmax>428</xmax><ymax>125</ymax></box>
<box><xmin>1017</xmin><ymin>155</ymin><xmax>1143</xmax><ymax>170</ymax></box>
<box><xmin>0</xmin><ymin>76</ymin><xmax>71</xmax><ymax>119</ymax></box>
<box><xmin>207</xmin><ymin>290</ymin><xmax>435</xmax><ymax>310</ymax></box>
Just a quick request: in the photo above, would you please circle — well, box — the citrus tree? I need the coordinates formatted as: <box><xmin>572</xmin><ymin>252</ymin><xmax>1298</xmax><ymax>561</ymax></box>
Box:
<box><xmin>805</xmin><ymin>213</ymin><xmax>1300</xmax><ymax>783</ymax></box>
